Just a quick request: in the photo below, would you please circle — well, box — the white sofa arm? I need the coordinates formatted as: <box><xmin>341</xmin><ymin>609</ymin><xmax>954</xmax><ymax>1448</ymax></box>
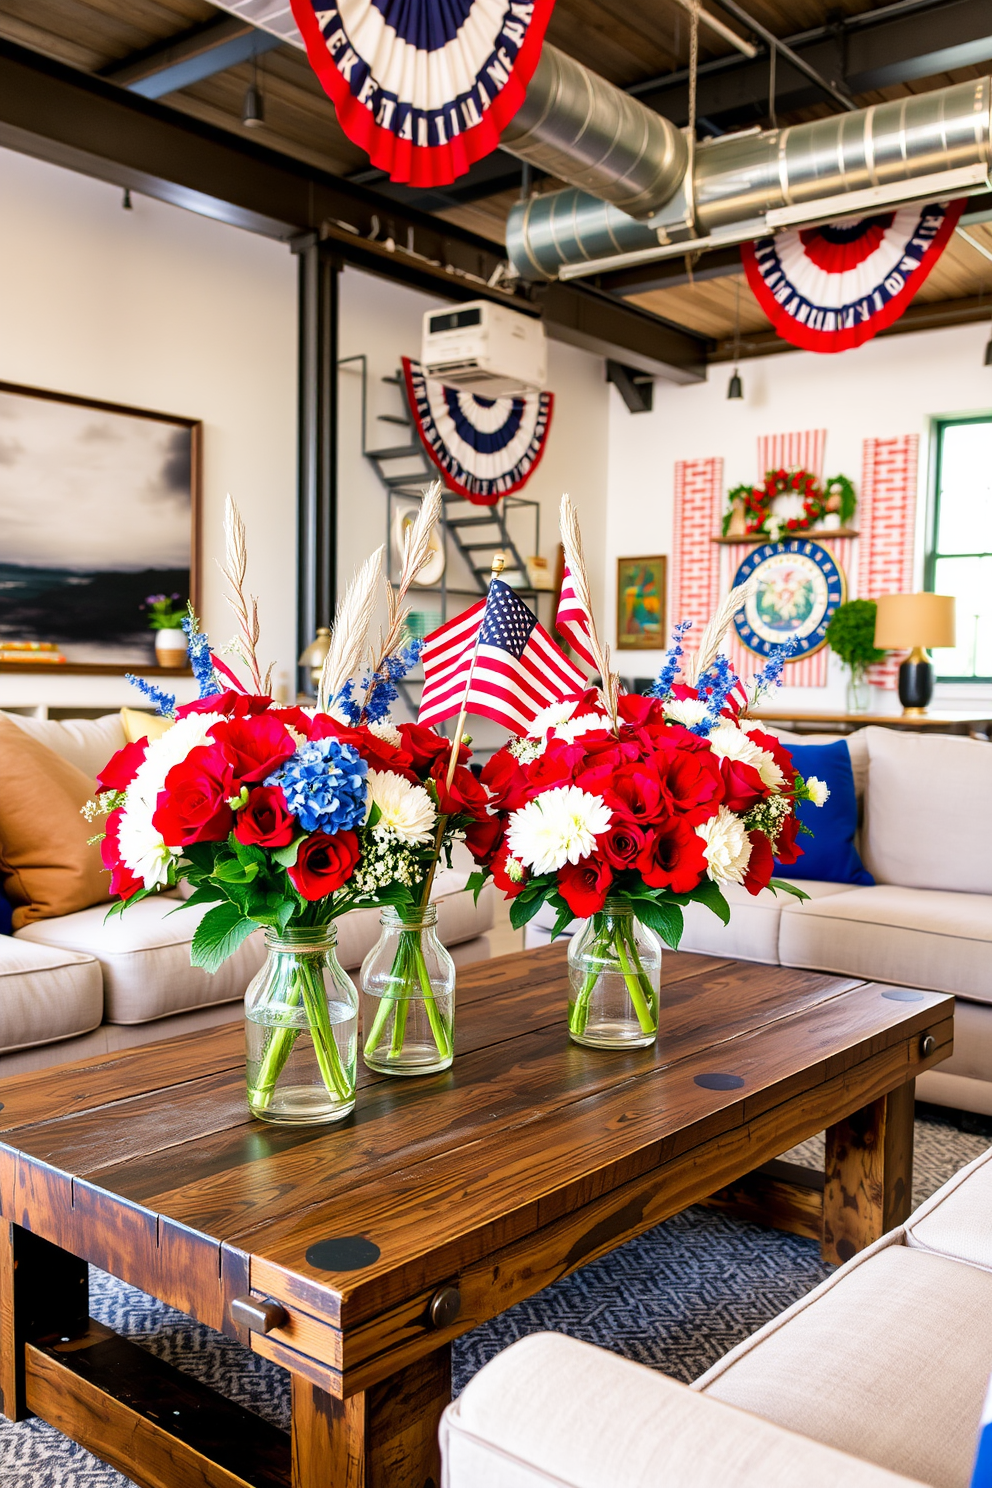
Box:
<box><xmin>441</xmin><ymin>1334</ymin><xmax>926</xmax><ymax>1488</ymax></box>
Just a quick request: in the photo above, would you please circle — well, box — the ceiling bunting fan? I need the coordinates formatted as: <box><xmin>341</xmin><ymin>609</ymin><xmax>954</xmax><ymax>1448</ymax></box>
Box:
<box><xmin>287</xmin><ymin>0</ymin><xmax>556</xmax><ymax>186</ymax></box>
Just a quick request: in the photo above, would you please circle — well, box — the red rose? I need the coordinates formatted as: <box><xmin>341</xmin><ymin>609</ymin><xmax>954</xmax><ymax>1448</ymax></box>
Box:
<box><xmin>310</xmin><ymin>717</ymin><xmax>418</xmax><ymax>780</ymax></box>
<box><xmin>234</xmin><ymin>785</ymin><xmax>296</xmax><ymax>848</ymax></box>
<box><xmin>490</xmin><ymin>842</ymin><xmax>527</xmax><ymax>898</ymax></box>
<box><xmin>616</xmin><ymin>693</ymin><xmax>667</xmax><ymax>728</ymax></box>
<box><xmin>175</xmin><ymin>692</ymin><xmax>272</xmax><ymax>720</ymax></box>
<box><xmin>101</xmin><ymin>808</ymin><xmax>143</xmax><ymax>900</ymax></box>
<box><xmin>524</xmin><ymin>740</ymin><xmax>585</xmax><ymax>797</ymax></box>
<box><xmin>601</xmin><ymin>818</ymin><xmax>646</xmax><ymax>872</ymax></box>
<box><xmin>463</xmin><ymin>813</ymin><xmax>502</xmax><ymax>864</ymax></box>
<box><xmin>211</xmin><ymin>713</ymin><xmax>296</xmax><ymax>786</ymax></box>
<box><xmin>397</xmin><ymin>722</ymin><xmax>466</xmax><ymax>773</ymax></box>
<box><xmin>744</xmin><ymin>728</ymin><xmax>797</xmax><ymax>790</ymax></box>
<box><xmin>480</xmin><ymin>748</ymin><xmax>530</xmax><ymax>812</ymax></box>
<box><xmin>559</xmin><ymin>856</ymin><xmax>613</xmax><ymax>917</ymax></box>
<box><xmin>152</xmin><ymin>744</ymin><xmax>234</xmax><ymax>846</ymax></box>
<box><xmin>773</xmin><ymin>812</ymin><xmax>804</xmax><ymax>867</ymax></box>
<box><xmin>603</xmin><ymin>762</ymin><xmax>671</xmax><ymax>825</ymax></box>
<box><xmin>719</xmin><ymin>756</ymin><xmax>767</xmax><ymax>813</ymax></box>
<box><xmin>272</xmin><ymin>705</ymin><xmax>315</xmax><ymax>737</ymax></box>
<box><xmin>96</xmin><ymin>738</ymin><xmax>148</xmax><ymax>794</ymax></box>
<box><xmin>657</xmin><ymin>747</ymin><xmax>724</xmax><ymax>825</ymax></box>
<box><xmin>636</xmin><ymin>818</ymin><xmax>707</xmax><ymax>893</ymax></box>
<box><xmin>432</xmin><ymin>761</ymin><xmax>490</xmax><ymax>818</ymax></box>
<box><xmin>744</xmin><ymin>830</ymin><xmax>775</xmax><ymax>895</ymax></box>
<box><xmin>288</xmin><ymin>830</ymin><xmax>359</xmax><ymax>900</ymax></box>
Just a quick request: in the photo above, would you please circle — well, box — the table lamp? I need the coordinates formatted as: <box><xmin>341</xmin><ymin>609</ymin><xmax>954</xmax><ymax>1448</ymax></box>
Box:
<box><xmin>298</xmin><ymin>626</ymin><xmax>331</xmax><ymax>691</ymax></box>
<box><xmin>873</xmin><ymin>593</ymin><xmax>955</xmax><ymax>715</ymax></box>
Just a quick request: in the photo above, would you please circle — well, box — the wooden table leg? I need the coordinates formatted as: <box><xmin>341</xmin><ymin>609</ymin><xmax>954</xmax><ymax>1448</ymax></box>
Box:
<box><xmin>292</xmin><ymin>1345</ymin><xmax>451</xmax><ymax>1488</ymax></box>
<box><xmin>823</xmin><ymin>1078</ymin><xmax>915</xmax><ymax>1266</ymax></box>
<box><xmin>0</xmin><ymin>1223</ymin><xmax>89</xmax><ymax>1422</ymax></box>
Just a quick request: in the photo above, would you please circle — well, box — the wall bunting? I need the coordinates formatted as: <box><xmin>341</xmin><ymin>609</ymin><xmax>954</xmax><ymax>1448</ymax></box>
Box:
<box><xmin>402</xmin><ymin>357</ymin><xmax>554</xmax><ymax>505</ymax></box>
<box><xmin>288</xmin><ymin>0</ymin><xmax>555</xmax><ymax>187</ymax></box>
<box><xmin>741</xmin><ymin>200</ymin><xmax>965</xmax><ymax>353</ymax></box>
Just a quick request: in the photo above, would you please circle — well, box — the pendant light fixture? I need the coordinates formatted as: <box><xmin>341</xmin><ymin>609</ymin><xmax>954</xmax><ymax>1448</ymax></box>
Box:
<box><xmin>242</xmin><ymin>50</ymin><xmax>265</xmax><ymax>129</ymax></box>
<box><xmin>727</xmin><ymin>278</ymin><xmax>744</xmax><ymax>399</ymax></box>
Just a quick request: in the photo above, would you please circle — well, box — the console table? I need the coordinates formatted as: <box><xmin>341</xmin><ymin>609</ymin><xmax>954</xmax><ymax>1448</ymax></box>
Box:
<box><xmin>747</xmin><ymin>709</ymin><xmax>992</xmax><ymax>739</ymax></box>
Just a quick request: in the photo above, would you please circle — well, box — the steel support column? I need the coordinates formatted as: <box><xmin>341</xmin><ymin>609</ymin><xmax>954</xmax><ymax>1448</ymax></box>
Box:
<box><xmin>296</xmin><ymin>240</ymin><xmax>339</xmax><ymax>695</ymax></box>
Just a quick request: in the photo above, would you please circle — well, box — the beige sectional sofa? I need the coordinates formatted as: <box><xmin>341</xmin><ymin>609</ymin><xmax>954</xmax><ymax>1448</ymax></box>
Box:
<box><xmin>527</xmin><ymin>725</ymin><xmax>992</xmax><ymax>1116</ymax></box>
<box><xmin>440</xmin><ymin>1143</ymin><xmax>992</xmax><ymax>1487</ymax></box>
<box><xmin>0</xmin><ymin>711</ymin><xmax>494</xmax><ymax>1075</ymax></box>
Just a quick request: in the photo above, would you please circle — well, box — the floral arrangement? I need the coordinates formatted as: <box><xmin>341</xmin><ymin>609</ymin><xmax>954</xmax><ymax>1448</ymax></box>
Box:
<box><xmin>89</xmin><ymin>487</ymin><xmax>494</xmax><ymax>1106</ymax></box>
<box><xmin>724</xmin><ymin>468</ymin><xmax>856</xmax><ymax>541</ymax></box>
<box><xmin>467</xmin><ymin>509</ymin><xmax>827</xmax><ymax>1043</ymax></box>
<box><xmin>142</xmin><ymin>593</ymin><xmax>188</xmax><ymax>630</ymax></box>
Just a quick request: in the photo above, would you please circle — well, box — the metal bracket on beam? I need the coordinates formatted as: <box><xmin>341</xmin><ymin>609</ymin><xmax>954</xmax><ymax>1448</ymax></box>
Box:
<box><xmin>606</xmin><ymin>361</ymin><xmax>655</xmax><ymax>413</ymax></box>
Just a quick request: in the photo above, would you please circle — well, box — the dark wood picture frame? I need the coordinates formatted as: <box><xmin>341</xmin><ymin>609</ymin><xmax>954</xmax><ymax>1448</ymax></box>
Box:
<box><xmin>616</xmin><ymin>554</ymin><xmax>667</xmax><ymax>650</ymax></box>
<box><xmin>0</xmin><ymin>380</ymin><xmax>201</xmax><ymax>675</ymax></box>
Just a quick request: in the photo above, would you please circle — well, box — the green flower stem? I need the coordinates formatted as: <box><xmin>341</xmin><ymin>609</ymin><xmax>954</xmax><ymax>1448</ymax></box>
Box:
<box><xmin>363</xmin><ymin>927</ymin><xmax>451</xmax><ymax>1064</ymax></box>
<box><xmin>567</xmin><ymin>916</ymin><xmax>658</xmax><ymax>1039</ymax></box>
<box><xmin>389</xmin><ymin>938</ymin><xmax>411</xmax><ymax>1058</ymax></box>
<box><xmin>249</xmin><ymin>955</ymin><xmax>351</xmax><ymax>1108</ymax></box>
<box><xmin>251</xmin><ymin>991</ymin><xmax>301</xmax><ymax>1111</ymax></box>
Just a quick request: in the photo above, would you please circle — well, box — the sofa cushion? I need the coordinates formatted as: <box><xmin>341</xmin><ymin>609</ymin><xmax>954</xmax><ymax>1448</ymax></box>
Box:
<box><xmin>16</xmin><ymin>897</ymin><xmax>266</xmax><ymax>1024</ymax></box>
<box><xmin>0</xmin><ymin>715</ymin><xmax>112</xmax><ymax>930</ymax></box>
<box><xmin>697</xmin><ymin>1241</ymin><xmax>992</xmax><ymax>1488</ymax></box>
<box><xmin>772</xmin><ymin>740</ymin><xmax>873</xmax><ymax>885</ymax></box>
<box><xmin>778</xmin><ymin>884</ymin><xmax>992</xmax><ymax>1002</ymax></box>
<box><xmin>442</xmin><ymin>1332</ymin><xmax>927</xmax><ymax>1488</ymax></box>
<box><xmin>861</xmin><ymin>727</ymin><xmax>992</xmax><ymax>893</ymax></box>
<box><xmin>905</xmin><ymin>1145</ymin><xmax>992</xmax><ymax>1273</ymax></box>
<box><xmin>680</xmin><ymin>880</ymin><xmax>853</xmax><ymax>964</ymax></box>
<box><xmin>754</xmin><ymin>725</ymin><xmax>868</xmax><ymax>802</ymax></box>
<box><xmin>0</xmin><ymin>710</ymin><xmax>126</xmax><ymax>778</ymax></box>
<box><xmin>0</xmin><ymin>934</ymin><xmax>103</xmax><ymax>1053</ymax></box>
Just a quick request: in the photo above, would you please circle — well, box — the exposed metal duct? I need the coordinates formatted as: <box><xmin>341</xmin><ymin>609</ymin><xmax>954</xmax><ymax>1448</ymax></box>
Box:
<box><xmin>507</xmin><ymin>77</ymin><xmax>992</xmax><ymax>282</ymax></box>
<box><xmin>500</xmin><ymin>43</ymin><xmax>688</xmax><ymax>219</ymax></box>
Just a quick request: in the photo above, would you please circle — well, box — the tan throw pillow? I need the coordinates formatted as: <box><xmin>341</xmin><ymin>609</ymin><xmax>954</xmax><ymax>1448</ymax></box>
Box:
<box><xmin>120</xmin><ymin>707</ymin><xmax>173</xmax><ymax>746</ymax></box>
<box><xmin>0</xmin><ymin>715</ymin><xmax>112</xmax><ymax>930</ymax></box>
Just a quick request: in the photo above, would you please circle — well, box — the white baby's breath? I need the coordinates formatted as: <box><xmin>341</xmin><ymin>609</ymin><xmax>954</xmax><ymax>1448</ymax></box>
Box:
<box><xmin>367</xmin><ymin>769</ymin><xmax>436</xmax><ymax>845</ymax></box>
<box><xmin>708</xmin><ymin>722</ymin><xmax>785</xmax><ymax>791</ymax></box>
<box><xmin>695</xmin><ymin>807</ymin><xmax>752</xmax><ymax>885</ymax></box>
<box><xmin>506</xmin><ymin>785</ymin><xmax>612</xmax><ymax>875</ymax></box>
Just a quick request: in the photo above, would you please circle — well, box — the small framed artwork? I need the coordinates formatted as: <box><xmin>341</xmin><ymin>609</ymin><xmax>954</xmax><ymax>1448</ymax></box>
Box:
<box><xmin>616</xmin><ymin>555</ymin><xmax>667</xmax><ymax>649</ymax></box>
<box><xmin>0</xmin><ymin>380</ymin><xmax>201</xmax><ymax>669</ymax></box>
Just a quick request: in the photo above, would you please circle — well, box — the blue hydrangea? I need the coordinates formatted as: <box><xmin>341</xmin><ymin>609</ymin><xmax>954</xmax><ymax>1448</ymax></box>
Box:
<box><xmin>125</xmin><ymin>675</ymin><xmax>176</xmax><ymax>717</ymax></box>
<box><xmin>266</xmin><ymin>738</ymin><xmax>368</xmax><ymax>835</ymax></box>
<box><xmin>649</xmin><ymin>620</ymin><xmax>692</xmax><ymax>699</ymax></box>
<box><xmin>182</xmin><ymin>612</ymin><xmax>221</xmax><ymax>699</ymax></box>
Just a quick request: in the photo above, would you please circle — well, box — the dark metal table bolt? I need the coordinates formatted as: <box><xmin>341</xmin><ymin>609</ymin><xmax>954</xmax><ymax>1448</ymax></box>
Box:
<box><xmin>429</xmin><ymin>1287</ymin><xmax>462</xmax><ymax>1330</ymax></box>
<box><xmin>230</xmin><ymin>1295</ymin><xmax>289</xmax><ymax>1334</ymax></box>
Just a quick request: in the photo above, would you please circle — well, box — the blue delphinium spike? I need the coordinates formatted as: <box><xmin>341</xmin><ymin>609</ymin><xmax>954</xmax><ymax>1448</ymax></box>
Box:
<box><xmin>360</xmin><ymin>638</ymin><xmax>424</xmax><ymax>723</ymax></box>
<box><xmin>649</xmin><ymin>620</ymin><xmax>692</xmax><ymax>699</ymax></box>
<box><xmin>750</xmin><ymin>634</ymin><xmax>800</xmax><ymax>701</ymax></box>
<box><xmin>696</xmin><ymin>653</ymin><xmax>738</xmax><ymax>731</ymax></box>
<box><xmin>331</xmin><ymin>679</ymin><xmax>362</xmax><ymax>726</ymax></box>
<box><xmin>182</xmin><ymin>611</ymin><xmax>221</xmax><ymax>699</ymax></box>
<box><xmin>125</xmin><ymin>675</ymin><xmax>176</xmax><ymax>717</ymax></box>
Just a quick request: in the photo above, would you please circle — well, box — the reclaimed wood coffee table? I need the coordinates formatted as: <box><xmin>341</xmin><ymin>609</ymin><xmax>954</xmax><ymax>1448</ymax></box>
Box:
<box><xmin>0</xmin><ymin>945</ymin><xmax>951</xmax><ymax>1488</ymax></box>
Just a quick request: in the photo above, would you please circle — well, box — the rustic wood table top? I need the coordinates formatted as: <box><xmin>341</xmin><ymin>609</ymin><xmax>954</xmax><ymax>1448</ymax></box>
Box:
<box><xmin>0</xmin><ymin>945</ymin><xmax>953</xmax><ymax>1488</ymax></box>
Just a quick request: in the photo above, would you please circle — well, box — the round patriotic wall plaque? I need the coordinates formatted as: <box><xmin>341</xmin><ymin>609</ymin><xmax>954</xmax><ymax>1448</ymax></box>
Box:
<box><xmin>741</xmin><ymin>200</ymin><xmax>965</xmax><ymax>354</ymax></box>
<box><xmin>733</xmin><ymin>541</ymin><xmax>846</xmax><ymax>659</ymax></box>
<box><xmin>288</xmin><ymin>0</ymin><xmax>556</xmax><ymax>186</ymax></box>
<box><xmin>402</xmin><ymin>357</ymin><xmax>554</xmax><ymax>504</ymax></box>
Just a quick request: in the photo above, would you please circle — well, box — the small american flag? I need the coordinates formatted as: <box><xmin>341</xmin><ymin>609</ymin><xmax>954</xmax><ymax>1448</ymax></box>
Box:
<box><xmin>418</xmin><ymin>579</ymin><xmax>587</xmax><ymax>734</ymax></box>
<box><xmin>556</xmin><ymin>561</ymin><xmax>596</xmax><ymax>670</ymax></box>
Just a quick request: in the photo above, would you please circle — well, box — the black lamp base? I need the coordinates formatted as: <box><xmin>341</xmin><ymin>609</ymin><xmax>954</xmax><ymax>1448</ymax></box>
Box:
<box><xmin>898</xmin><ymin>653</ymin><xmax>934</xmax><ymax>714</ymax></box>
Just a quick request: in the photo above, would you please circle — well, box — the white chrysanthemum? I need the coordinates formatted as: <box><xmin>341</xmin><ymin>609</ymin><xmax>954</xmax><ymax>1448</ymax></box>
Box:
<box><xmin>553</xmin><ymin>712</ymin><xmax>612</xmax><ymax>743</ymax></box>
<box><xmin>366</xmin><ymin>769</ymin><xmax>436</xmax><ymax>845</ymax></box>
<box><xmin>663</xmin><ymin>697</ymin><xmax>710</xmax><ymax>729</ymax></box>
<box><xmin>527</xmin><ymin>700</ymin><xmax>578</xmax><ymax>739</ymax></box>
<box><xmin>708</xmin><ymin>722</ymin><xmax>785</xmax><ymax>791</ymax></box>
<box><xmin>696</xmin><ymin>807</ymin><xmax>752</xmax><ymax>885</ymax></box>
<box><xmin>806</xmin><ymin>775</ymin><xmax>830</xmax><ymax>807</ymax></box>
<box><xmin>368</xmin><ymin>720</ymin><xmax>402</xmax><ymax>748</ymax></box>
<box><xmin>118</xmin><ymin>712</ymin><xmax>226</xmax><ymax>888</ymax></box>
<box><xmin>506</xmin><ymin>785</ymin><xmax>612</xmax><ymax>875</ymax></box>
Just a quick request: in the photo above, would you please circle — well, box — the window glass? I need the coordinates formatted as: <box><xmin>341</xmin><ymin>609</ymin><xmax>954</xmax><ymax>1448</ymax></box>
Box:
<box><xmin>929</xmin><ymin>419</ymin><xmax>992</xmax><ymax>680</ymax></box>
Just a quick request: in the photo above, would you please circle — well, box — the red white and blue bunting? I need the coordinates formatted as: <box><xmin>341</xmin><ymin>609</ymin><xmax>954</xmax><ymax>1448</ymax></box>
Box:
<box><xmin>741</xmin><ymin>200</ymin><xmax>965</xmax><ymax>353</ymax></box>
<box><xmin>288</xmin><ymin>0</ymin><xmax>556</xmax><ymax>186</ymax></box>
<box><xmin>402</xmin><ymin>357</ymin><xmax>554</xmax><ymax>504</ymax></box>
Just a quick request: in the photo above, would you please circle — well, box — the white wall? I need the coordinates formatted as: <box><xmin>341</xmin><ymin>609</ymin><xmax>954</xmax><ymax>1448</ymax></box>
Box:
<box><xmin>605</xmin><ymin>320</ymin><xmax>992</xmax><ymax>709</ymax></box>
<box><xmin>0</xmin><ymin>147</ymin><xmax>298</xmax><ymax>711</ymax></box>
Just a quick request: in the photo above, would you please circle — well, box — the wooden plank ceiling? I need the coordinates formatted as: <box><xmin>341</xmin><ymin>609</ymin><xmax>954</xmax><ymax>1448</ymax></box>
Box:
<box><xmin>1</xmin><ymin>0</ymin><xmax>990</xmax><ymax>347</ymax></box>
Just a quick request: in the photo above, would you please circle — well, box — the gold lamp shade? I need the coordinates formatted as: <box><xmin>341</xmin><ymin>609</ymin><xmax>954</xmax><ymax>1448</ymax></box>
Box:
<box><xmin>873</xmin><ymin>593</ymin><xmax>956</xmax><ymax>651</ymax></box>
<box><xmin>298</xmin><ymin>626</ymin><xmax>331</xmax><ymax>689</ymax></box>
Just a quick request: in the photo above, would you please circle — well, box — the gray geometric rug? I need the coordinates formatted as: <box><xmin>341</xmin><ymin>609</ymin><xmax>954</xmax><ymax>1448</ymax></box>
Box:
<box><xmin>1</xmin><ymin>1109</ymin><xmax>987</xmax><ymax>1485</ymax></box>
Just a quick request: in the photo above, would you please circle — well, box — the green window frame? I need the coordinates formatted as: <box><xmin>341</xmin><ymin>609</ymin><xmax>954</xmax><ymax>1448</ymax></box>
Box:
<box><xmin>925</xmin><ymin>414</ymin><xmax>992</xmax><ymax>683</ymax></box>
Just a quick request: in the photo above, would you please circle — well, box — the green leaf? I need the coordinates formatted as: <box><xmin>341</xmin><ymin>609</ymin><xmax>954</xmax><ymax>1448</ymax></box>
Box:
<box><xmin>509</xmin><ymin>893</ymin><xmax>550</xmax><ymax>931</ymax></box>
<box><xmin>629</xmin><ymin>897</ymin><xmax>684</xmax><ymax>949</ymax></box>
<box><xmin>181</xmin><ymin>843</ymin><xmax>217</xmax><ymax>874</ymax></box>
<box><xmin>190</xmin><ymin>901</ymin><xmax>258</xmax><ymax>973</ymax></box>
<box><xmin>210</xmin><ymin>855</ymin><xmax>260</xmax><ymax>885</ymax></box>
<box><xmin>686</xmin><ymin>877</ymin><xmax>731</xmax><ymax>925</ymax></box>
<box><xmin>548</xmin><ymin>894</ymin><xmax>576</xmax><ymax>941</ymax></box>
<box><xmin>366</xmin><ymin>802</ymin><xmax>381</xmax><ymax>829</ymax></box>
<box><xmin>768</xmin><ymin>877</ymin><xmax>811</xmax><ymax>903</ymax></box>
<box><xmin>272</xmin><ymin>835</ymin><xmax>306</xmax><ymax>869</ymax></box>
<box><xmin>465</xmin><ymin>869</ymin><xmax>487</xmax><ymax>906</ymax></box>
<box><xmin>232</xmin><ymin>839</ymin><xmax>266</xmax><ymax>868</ymax></box>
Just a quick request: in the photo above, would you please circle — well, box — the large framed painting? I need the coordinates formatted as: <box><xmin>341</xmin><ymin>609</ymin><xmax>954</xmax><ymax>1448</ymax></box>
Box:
<box><xmin>0</xmin><ymin>381</ymin><xmax>200</xmax><ymax>669</ymax></box>
<box><xmin>616</xmin><ymin>555</ymin><xmax>667</xmax><ymax>650</ymax></box>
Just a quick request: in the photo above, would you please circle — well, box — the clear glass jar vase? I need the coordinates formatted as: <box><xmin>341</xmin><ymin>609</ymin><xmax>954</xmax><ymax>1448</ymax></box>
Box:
<box><xmin>360</xmin><ymin>905</ymin><xmax>455</xmax><ymax>1076</ymax></box>
<box><xmin>567</xmin><ymin>900</ymin><xmax>661</xmax><ymax>1049</ymax></box>
<box><xmin>245</xmin><ymin>924</ymin><xmax>358</xmax><ymax>1125</ymax></box>
<box><xmin>846</xmin><ymin>670</ymin><xmax>871</xmax><ymax>713</ymax></box>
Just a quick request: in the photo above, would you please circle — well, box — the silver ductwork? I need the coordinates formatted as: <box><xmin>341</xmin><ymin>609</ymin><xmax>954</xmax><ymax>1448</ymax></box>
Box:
<box><xmin>500</xmin><ymin>44</ymin><xmax>688</xmax><ymax>219</ymax></box>
<box><xmin>507</xmin><ymin>76</ymin><xmax>992</xmax><ymax>281</ymax></box>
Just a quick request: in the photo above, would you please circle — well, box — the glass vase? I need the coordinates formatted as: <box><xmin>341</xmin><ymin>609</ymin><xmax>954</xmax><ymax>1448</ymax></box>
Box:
<box><xmin>360</xmin><ymin>905</ymin><xmax>455</xmax><ymax>1076</ymax></box>
<box><xmin>245</xmin><ymin>924</ymin><xmax>358</xmax><ymax>1125</ymax></box>
<box><xmin>846</xmin><ymin>671</ymin><xmax>871</xmax><ymax>713</ymax></box>
<box><xmin>567</xmin><ymin>900</ymin><xmax>661</xmax><ymax>1049</ymax></box>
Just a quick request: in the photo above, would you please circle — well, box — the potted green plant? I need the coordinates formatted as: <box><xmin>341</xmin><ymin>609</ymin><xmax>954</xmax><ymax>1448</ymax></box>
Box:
<box><xmin>825</xmin><ymin>598</ymin><xmax>887</xmax><ymax>712</ymax></box>
<box><xmin>143</xmin><ymin>593</ymin><xmax>189</xmax><ymax>668</ymax></box>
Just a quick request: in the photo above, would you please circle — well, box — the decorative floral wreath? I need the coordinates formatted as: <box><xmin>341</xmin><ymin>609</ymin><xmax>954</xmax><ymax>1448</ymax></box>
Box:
<box><xmin>723</xmin><ymin>468</ymin><xmax>856</xmax><ymax>539</ymax></box>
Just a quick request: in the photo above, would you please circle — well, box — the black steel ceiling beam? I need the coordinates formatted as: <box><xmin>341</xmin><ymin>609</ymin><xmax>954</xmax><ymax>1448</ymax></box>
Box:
<box><xmin>100</xmin><ymin>15</ymin><xmax>281</xmax><ymax>99</ymax></box>
<box><xmin>0</xmin><ymin>36</ymin><xmax>706</xmax><ymax>380</ymax></box>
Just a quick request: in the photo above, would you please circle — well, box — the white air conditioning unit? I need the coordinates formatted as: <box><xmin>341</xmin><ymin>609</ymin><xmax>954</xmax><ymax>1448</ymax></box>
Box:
<box><xmin>421</xmin><ymin>300</ymin><xmax>547</xmax><ymax>395</ymax></box>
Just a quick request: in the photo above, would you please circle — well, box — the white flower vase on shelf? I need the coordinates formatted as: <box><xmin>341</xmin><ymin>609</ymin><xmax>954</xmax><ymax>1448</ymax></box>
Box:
<box><xmin>155</xmin><ymin>628</ymin><xmax>188</xmax><ymax>668</ymax></box>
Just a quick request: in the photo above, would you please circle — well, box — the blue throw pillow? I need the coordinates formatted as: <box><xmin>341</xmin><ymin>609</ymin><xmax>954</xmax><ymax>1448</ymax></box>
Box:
<box><xmin>0</xmin><ymin>886</ymin><xmax>12</xmax><ymax>937</ymax></box>
<box><xmin>773</xmin><ymin>739</ymin><xmax>874</xmax><ymax>886</ymax></box>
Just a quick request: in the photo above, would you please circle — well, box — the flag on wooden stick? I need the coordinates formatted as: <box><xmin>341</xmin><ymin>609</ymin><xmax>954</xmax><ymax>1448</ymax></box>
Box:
<box><xmin>418</xmin><ymin>580</ymin><xmax>586</xmax><ymax>735</ymax></box>
<box><xmin>555</xmin><ymin>561</ymin><xmax>597</xmax><ymax>670</ymax></box>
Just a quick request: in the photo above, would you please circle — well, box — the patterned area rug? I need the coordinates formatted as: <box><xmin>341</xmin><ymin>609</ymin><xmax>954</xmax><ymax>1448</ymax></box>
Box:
<box><xmin>1</xmin><ymin>1108</ymin><xmax>988</xmax><ymax>1485</ymax></box>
